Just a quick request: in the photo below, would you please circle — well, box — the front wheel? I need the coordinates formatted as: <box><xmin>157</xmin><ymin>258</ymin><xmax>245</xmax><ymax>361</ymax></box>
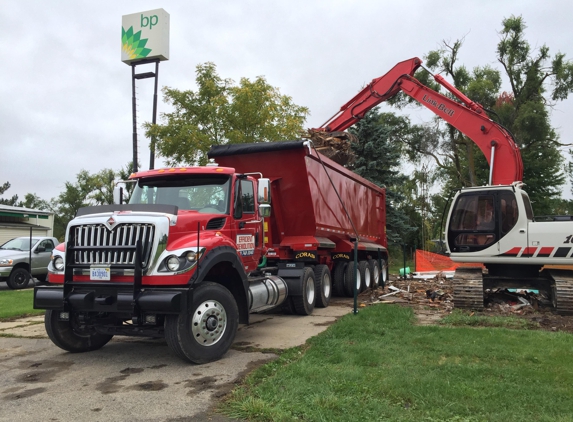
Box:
<box><xmin>45</xmin><ymin>310</ymin><xmax>113</xmax><ymax>353</ymax></box>
<box><xmin>7</xmin><ymin>268</ymin><xmax>31</xmax><ymax>289</ymax></box>
<box><xmin>165</xmin><ymin>282</ymin><xmax>238</xmax><ymax>364</ymax></box>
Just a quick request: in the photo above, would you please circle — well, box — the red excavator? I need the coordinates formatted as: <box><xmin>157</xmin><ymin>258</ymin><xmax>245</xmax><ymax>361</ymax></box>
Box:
<box><xmin>311</xmin><ymin>57</ymin><xmax>573</xmax><ymax>314</ymax></box>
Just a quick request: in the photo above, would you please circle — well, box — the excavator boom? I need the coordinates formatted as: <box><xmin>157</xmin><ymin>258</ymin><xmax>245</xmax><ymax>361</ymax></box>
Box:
<box><xmin>314</xmin><ymin>57</ymin><xmax>523</xmax><ymax>185</ymax></box>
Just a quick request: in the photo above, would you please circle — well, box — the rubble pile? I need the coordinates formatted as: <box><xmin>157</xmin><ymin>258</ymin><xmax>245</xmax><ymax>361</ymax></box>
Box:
<box><xmin>361</xmin><ymin>273</ymin><xmax>547</xmax><ymax>315</ymax></box>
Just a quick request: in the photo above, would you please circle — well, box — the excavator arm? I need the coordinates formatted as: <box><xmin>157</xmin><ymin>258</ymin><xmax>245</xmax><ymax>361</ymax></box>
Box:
<box><xmin>313</xmin><ymin>57</ymin><xmax>523</xmax><ymax>185</ymax></box>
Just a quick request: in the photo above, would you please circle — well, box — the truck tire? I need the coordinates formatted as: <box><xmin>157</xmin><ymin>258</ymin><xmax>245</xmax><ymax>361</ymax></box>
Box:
<box><xmin>379</xmin><ymin>258</ymin><xmax>389</xmax><ymax>287</ymax></box>
<box><xmin>344</xmin><ymin>261</ymin><xmax>362</xmax><ymax>297</ymax></box>
<box><xmin>359</xmin><ymin>260</ymin><xmax>370</xmax><ymax>291</ymax></box>
<box><xmin>369</xmin><ymin>259</ymin><xmax>380</xmax><ymax>289</ymax></box>
<box><xmin>45</xmin><ymin>310</ymin><xmax>113</xmax><ymax>353</ymax></box>
<box><xmin>7</xmin><ymin>268</ymin><xmax>31</xmax><ymax>289</ymax></box>
<box><xmin>292</xmin><ymin>267</ymin><xmax>316</xmax><ymax>315</ymax></box>
<box><xmin>333</xmin><ymin>261</ymin><xmax>347</xmax><ymax>297</ymax></box>
<box><xmin>314</xmin><ymin>265</ymin><xmax>332</xmax><ymax>308</ymax></box>
<box><xmin>165</xmin><ymin>282</ymin><xmax>239</xmax><ymax>364</ymax></box>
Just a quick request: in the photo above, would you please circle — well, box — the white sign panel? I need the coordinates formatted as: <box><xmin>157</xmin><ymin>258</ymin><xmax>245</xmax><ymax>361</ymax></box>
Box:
<box><xmin>122</xmin><ymin>8</ymin><xmax>169</xmax><ymax>64</ymax></box>
<box><xmin>237</xmin><ymin>235</ymin><xmax>255</xmax><ymax>256</ymax></box>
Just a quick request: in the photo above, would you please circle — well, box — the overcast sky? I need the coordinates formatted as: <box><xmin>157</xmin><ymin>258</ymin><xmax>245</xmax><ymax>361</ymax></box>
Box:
<box><xmin>1</xmin><ymin>0</ymin><xmax>573</xmax><ymax>202</ymax></box>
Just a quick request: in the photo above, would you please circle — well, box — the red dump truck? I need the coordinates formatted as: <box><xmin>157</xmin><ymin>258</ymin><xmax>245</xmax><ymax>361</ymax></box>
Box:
<box><xmin>34</xmin><ymin>140</ymin><xmax>387</xmax><ymax>363</ymax></box>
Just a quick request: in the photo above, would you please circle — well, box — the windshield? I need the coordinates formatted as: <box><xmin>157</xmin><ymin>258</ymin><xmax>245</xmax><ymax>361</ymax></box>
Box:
<box><xmin>129</xmin><ymin>175</ymin><xmax>230</xmax><ymax>215</ymax></box>
<box><xmin>0</xmin><ymin>237</ymin><xmax>40</xmax><ymax>251</ymax></box>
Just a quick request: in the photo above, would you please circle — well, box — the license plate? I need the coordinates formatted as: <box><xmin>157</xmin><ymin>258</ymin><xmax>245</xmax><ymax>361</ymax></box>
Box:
<box><xmin>90</xmin><ymin>266</ymin><xmax>110</xmax><ymax>281</ymax></box>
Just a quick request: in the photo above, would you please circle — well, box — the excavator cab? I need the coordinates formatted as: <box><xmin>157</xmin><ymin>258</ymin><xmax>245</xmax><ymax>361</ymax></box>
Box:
<box><xmin>447</xmin><ymin>187</ymin><xmax>522</xmax><ymax>253</ymax></box>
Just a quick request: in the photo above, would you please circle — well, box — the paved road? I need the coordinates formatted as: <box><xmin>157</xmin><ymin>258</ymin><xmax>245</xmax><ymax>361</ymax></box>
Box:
<box><xmin>0</xmin><ymin>299</ymin><xmax>353</xmax><ymax>422</ymax></box>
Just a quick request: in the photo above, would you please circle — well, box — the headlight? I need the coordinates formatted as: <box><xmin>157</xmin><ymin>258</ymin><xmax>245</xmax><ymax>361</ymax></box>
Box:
<box><xmin>186</xmin><ymin>251</ymin><xmax>197</xmax><ymax>261</ymax></box>
<box><xmin>166</xmin><ymin>256</ymin><xmax>180</xmax><ymax>271</ymax></box>
<box><xmin>0</xmin><ymin>259</ymin><xmax>13</xmax><ymax>266</ymax></box>
<box><xmin>53</xmin><ymin>256</ymin><xmax>64</xmax><ymax>271</ymax></box>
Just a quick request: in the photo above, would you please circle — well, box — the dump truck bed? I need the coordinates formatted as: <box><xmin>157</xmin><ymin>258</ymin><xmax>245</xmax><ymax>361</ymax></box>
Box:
<box><xmin>208</xmin><ymin>141</ymin><xmax>386</xmax><ymax>252</ymax></box>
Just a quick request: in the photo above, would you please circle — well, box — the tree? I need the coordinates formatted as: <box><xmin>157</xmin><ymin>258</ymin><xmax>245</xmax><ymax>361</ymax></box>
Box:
<box><xmin>17</xmin><ymin>193</ymin><xmax>50</xmax><ymax>210</ymax></box>
<box><xmin>52</xmin><ymin>167</ymin><xmax>121</xmax><ymax>239</ymax></box>
<box><xmin>145</xmin><ymin>62</ymin><xmax>310</xmax><ymax>166</ymax></box>
<box><xmin>495</xmin><ymin>15</ymin><xmax>573</xmax><ymax>214</ymax></box>
<box><xmin>348</xmin><ymin>110</ymin><xmax>416</xmax><ymax>246</ymax></box>
<box><xmin>395</xmin><ymin>16</ymin><xmax>573</xmax><ymax>215</ymax></box>
<box><xmin>0</xmin><ymin>181</ymin><xmax>18</xmax><ymax>206</ymax></box>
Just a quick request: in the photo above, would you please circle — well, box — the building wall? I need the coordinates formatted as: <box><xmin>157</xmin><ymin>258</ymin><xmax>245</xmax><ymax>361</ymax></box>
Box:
<box><xmin>0</xmin><ymin>225</ymin><xmax>49</xmax><ymax>244</ymax></box>
<box><xmin>0</xmin><ymin>206</ymin><xmax>54</xmax><ymax>244</ymax></box>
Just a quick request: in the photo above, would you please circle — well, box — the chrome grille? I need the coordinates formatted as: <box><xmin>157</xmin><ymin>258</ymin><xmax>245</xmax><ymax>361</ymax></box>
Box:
<box><xmin>71</xmin><ymin>223</ymin><xmax>155</xmax><ymax>267</ymax></box>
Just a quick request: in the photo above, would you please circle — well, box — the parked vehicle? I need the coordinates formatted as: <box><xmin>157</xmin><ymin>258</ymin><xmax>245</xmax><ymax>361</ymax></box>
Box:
<box><xmin>0</xmin><ymin>236</ymin><xmax>59</xmax><ymax>289</ymax></box>
<box><xmin>34</xmin><ymin>141</ymin><xmax>388</xmax><ymax>363</ymax></box>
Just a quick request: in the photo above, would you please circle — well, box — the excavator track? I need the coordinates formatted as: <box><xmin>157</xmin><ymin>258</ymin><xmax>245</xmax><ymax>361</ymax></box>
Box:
<box><xmin>547</xmin><ymin>270</ymin><xmax>573</xmax><ymax>315</ymax></box>
<box><xmin>453</xmin><ymin>267</ymin><xmax>484</xmax><ymax>311</ymax></box>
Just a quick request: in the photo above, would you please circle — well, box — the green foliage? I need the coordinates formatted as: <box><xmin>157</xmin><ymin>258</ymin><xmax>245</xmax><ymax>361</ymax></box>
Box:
<box><xmin>51</xmin><ymin>164</ymin><xmax>132</xmax><ymax>240</ymax></box>
<box><xmin>398</xmin><ymin>16</ymin><xmax>572</xmax><ymax>217</ymax></box>
<box><xmin>495</xmin><ymin>15</ymin><xmax>571</xmax><ymax>214</ymax></box>
<box><xmin>17</xmin><ymin>193</ymin><xmax>50</xmax><ymax>210</ymax></box>
<box><xmin>146</xmin><ymin>62</ymin><xmax>309</xmax><ymax>166</ymax></box>
<box><xmin>0</xmin><ymin>181</ymin><xmax>18</xmax><ymax>206</ymax></box>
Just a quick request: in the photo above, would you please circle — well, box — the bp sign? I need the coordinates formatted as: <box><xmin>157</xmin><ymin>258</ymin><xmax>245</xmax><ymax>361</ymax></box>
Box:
<box><xmin>121</xmin><ymin>8</ymin><xmax>170</xmax><ymax>64</ymax></box>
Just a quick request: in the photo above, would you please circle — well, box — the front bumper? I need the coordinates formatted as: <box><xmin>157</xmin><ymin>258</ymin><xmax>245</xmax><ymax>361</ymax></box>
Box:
<box><xmin>0</xmin><ymin>266</ymin><xmax>12</xmax><ymax>278</ymax></box>
<box><xmin>34</xmin><ymin>284</ymin><xmax>189</xmax><ymax>314</ymax></box>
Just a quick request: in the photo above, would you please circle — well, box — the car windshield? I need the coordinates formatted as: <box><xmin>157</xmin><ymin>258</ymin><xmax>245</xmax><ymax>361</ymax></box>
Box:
<box><xmin>0</xmin><ymin>237</ymin><xmax>40</xmax><ymax>251</ymax></box>
<box><xmin>129</xmin><ymin>175</ymin><xmax>231</xmax><ymax>215</ymax></box>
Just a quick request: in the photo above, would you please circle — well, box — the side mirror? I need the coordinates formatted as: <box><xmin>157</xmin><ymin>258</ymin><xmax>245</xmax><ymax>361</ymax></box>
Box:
<box><xmin>257</xmin><ymin>178</ymin><xmax>271</xmax><ymax>205</ymax></box>
<box><xmin>35</xmin><ymin>246</ymin><xmax>45</xmax><ymax>253</ymax></box>
<box><xmin>259</xmin><ymin>204</ymin><xmax>271</xmax><ymax>218</ymax></box>
<box><xmin>113</xmin><ymin>185</ymin><xmax>124</xmax><ymax>205</ymax></box>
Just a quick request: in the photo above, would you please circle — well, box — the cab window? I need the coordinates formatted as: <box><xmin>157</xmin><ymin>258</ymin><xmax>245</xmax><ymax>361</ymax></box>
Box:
<box><xmin>241</xmin><ymin>180</ymin><xmax>255</xmax><ymax>214</ymax></box>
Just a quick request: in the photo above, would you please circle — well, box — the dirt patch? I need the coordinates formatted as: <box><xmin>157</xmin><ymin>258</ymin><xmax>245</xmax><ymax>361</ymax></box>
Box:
<box><xmin>359</xmin><ymin>275</ymin><xmax>573</xmax><ymax>333</ymax></box>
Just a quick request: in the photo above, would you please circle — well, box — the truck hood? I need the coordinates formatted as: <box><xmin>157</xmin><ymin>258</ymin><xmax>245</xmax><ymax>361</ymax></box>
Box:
<box><xmin>0</xmin><ymin>249</ymin><xmax>30</xmax><ymax>260</ymax></box>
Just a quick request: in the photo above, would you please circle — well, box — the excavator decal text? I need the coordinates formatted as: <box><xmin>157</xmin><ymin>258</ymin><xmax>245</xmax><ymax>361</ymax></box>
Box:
<box><xmin>422</xmin><ymin>94</ymin><xmax>455</xmax><ymax>117</ymax></box>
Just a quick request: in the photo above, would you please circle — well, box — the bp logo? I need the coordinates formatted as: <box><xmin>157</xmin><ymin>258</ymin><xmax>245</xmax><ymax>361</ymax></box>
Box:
<box><xmin>121</xmin><ymin>26</ymin><xmax>152</xmax><ymax>61</ymax></box>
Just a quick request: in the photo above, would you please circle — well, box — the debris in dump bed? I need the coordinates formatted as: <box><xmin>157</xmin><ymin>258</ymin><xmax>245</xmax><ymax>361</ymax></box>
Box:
<box><xmin>302</xmin><ymin>129</ymin><xmax>357</xmax><ymax>166</ymax></box>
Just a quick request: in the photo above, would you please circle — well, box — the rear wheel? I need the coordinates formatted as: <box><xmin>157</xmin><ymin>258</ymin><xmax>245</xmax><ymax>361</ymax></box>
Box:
<box><xmin>333</xmin><ymin>261</ymin><xmax>347</xmax><ymax>297</ymax></box>
<box><xmin>7</xmin><ymin>268</ymin><xmax>31</xmax><ymax>289</ymax></box>
<box><xmin>369</xmin><ymin>259</ymin><xmax>380</xmax><ymax>289</ymax></box>
<box><xmin>314</xmin><ymin>265</ymin><xmax>332</xmax><ymax>308</ymax></box>
<box><xmin>165</xmin><ymin>282</ymin><xmax>238</xmax><ymax>364</ymax></box>
<box><xmin>45</xmin><ymin>310</ymin><xmax>113</xmax><ymax>353</ymax></box>
<box><xmin>380</xmin><ymin>259</ymin><xmax>389</xmax><ymax>287</ymax></box>
<box><xmin>359</xmin><ymin>260</ymin><xmax>370</xmax><ymax>292</ymax></box>
<box><xmin>344</xmin><ymin>261</ymin><xmax>361</xmax><ymax>297</ymax></box>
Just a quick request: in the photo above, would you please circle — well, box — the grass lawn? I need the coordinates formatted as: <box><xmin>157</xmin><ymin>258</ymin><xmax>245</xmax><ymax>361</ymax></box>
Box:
<box><xmin>0</xmin><ymin>289</ymin><xmax>44</xmax><ymax>320</ymax></box>
<box><xmin>221</xmin><ymin>304</ymin><xmax>573</xmax><ymax>422</ymax></box>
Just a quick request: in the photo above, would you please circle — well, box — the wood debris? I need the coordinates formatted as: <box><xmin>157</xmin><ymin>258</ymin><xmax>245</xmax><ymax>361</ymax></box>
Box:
<box><xmin>302</xmin><ymin>129</ymin><xmax>357</xmax><ymax>166</ymax></box>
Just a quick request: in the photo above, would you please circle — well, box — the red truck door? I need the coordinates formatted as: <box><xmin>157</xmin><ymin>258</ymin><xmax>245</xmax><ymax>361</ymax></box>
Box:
<box><xmin>232</xmin><ymin>178</ymin><xmax>263</xmax><ymax>273</ymax></box>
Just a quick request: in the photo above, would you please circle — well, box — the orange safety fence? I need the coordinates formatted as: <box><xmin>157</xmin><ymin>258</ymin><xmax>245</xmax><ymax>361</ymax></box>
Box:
<box><xmin>415</xmin><ymin>249</ymin><xmax>483</xmax><ymax>272</ymax></box>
